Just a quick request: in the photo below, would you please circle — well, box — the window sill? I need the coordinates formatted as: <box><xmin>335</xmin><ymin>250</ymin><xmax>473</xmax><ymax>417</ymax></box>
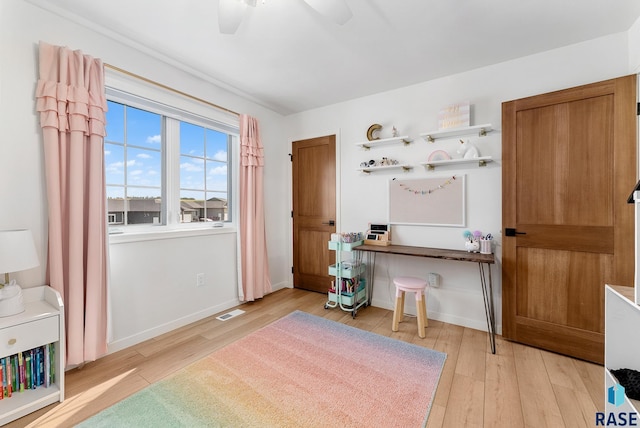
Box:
<box><xmin>108</xmin><ymin>225</ymin><xmax>237</xmax><ymax>244</ymax></box>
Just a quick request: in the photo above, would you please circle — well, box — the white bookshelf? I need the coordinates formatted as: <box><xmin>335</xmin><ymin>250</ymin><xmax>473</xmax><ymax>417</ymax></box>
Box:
<box><xmin>0</xmin><ymin>286</ymin><xmax>65</xmax><ymax>425</ymax></box>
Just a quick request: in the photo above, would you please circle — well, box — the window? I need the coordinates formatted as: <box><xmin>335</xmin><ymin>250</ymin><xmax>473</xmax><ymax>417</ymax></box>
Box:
<box><xmin>179</xmin><ymin>123</ymin><xmax>230</xmax><ymax>223</ymax></box>
<box><xmin>105</xmin><ymin>102</ymin><xmax>163</xmax><ymax>225</ymax></box>
<box><xmin>104</xmin><ymin>82</ymin><xmax>237</xmax><ymax>230</ymax></box>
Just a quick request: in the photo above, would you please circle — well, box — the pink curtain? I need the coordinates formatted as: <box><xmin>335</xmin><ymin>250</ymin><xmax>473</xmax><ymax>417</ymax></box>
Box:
<box><xmin>239</xmin><ymin>115</ymin><xmax>272</xmax><ymax>301</ymax></box>
<box><xmin>35</xmin><ymin>41</ymin><xmax>108</xmax><ymax>366</ymax></box>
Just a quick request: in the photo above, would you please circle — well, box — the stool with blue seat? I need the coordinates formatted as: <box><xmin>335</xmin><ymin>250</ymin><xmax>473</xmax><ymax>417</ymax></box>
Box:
<box><xmin>392</xmin><ymin>276</ymin><xmax>428</xmax><ymax>338</ymax></box>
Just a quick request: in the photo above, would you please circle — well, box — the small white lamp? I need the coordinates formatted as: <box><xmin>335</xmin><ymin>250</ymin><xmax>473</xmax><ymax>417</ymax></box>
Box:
<box><xmin>0</xmin><ymin>229</ymin><xmax>39</xmax><ymax>317</ymax></box>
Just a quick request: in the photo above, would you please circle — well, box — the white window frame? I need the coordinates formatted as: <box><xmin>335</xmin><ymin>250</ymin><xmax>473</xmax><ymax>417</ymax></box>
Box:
<box><xmin>105</xmin><ymin>69</ymin><xmax>240</xmax><ymax>237</ymax></box>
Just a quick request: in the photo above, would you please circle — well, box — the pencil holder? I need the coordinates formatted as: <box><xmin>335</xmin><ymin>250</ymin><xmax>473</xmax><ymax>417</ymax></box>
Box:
<box><xmin>480</xmin><ymin>239</ymin><xmax>492</xmax><ymax>254</ymax></box>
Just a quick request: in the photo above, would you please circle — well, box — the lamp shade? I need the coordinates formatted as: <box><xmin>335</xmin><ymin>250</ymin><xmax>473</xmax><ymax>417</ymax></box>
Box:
<box><xmin>0</xmin><ymin>229</ymin><xmax>39</xmax><ymax>275</ymax></box>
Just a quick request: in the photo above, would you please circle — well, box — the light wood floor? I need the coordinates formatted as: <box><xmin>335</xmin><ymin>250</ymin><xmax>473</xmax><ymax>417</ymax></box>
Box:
<box><xmin>7</xmin><ymin>288</ymin><xmax>604</xmax><ymax>428</ymax></box>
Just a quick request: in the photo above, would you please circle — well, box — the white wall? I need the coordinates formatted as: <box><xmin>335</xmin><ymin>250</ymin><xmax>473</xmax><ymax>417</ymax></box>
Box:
<box><xmin>0</xmin><ymin>0</ymin><xmax>289</xmax><ymax>353</ymax></box>
<box><xmin>628</xmin><ymin>14</ymin><xmax>640</xmax><ymax>73</ymax></box>
<box><xmin>285</xmin><ymin>32</ymin><xmax>632</xmax><ymax>333</ymax></box>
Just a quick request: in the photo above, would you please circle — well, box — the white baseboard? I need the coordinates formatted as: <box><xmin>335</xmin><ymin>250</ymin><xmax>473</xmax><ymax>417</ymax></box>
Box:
<box><xmin>370</xmin><ymin>297</ymin><xmax>502</xmax><ymax>335</ymax></box>
<box><xmin>271</xmin><ymin>281</ymin><xmax>291</xmax><ymax>292</ymax></box>
<box><xmin>107</xmin><ymin>298</ymin><xmax>240</xmax><ymax>354</ymax></box>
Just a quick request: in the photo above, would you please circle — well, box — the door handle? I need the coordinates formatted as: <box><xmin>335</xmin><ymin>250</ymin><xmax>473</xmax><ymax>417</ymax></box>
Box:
<box><xmin>322</xmin><ymin>220</ymin><xmax>335</xmax><ymax>226</ymax></box>
<box><xmin>505</xmin><ymin>228</ymin><xmax>526</xmax><ymax>237</ymax></box>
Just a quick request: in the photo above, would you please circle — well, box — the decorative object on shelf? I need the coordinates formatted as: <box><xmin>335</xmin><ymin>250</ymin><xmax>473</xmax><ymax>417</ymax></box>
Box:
<box><xmin>0</xmin><ymin>229</ymin><xmax>39</xmax><ymax>317</ymax></box>
<box><xmin>457</xmin><ymin>139</ymin><xmax>480</xmax><ymax>159</ymax></box>
<box><xmin>463</xmin><ymin>230</ymin><xmax>492</xmax><ymax>253</ymax></box>
<box><xmin>464</xmin><ymin>240</ymin><xmax>480</xmax><ymax>252</ymax></box>
<box><xmin>438</xmin><ymin>101</ymin><xmax>470</xmax><ymax>130</ymax></box>
<box><xmin>364</xmin><ymin>223</ymin><xmax>391</xmax><ymax>246</ymax></box>
<box><xmin>366</xmin><ymin>123</ymin><xmax>382</xmax><ymax>141</ymax></box>
<box><xmin>463</xmin><ymin>229</ymin><xmax>483</xmax><ymax>252</ymax></box>
<box><xmin>480</xmin><ymin>234</ymin><xmax>493</xmax><ymax>254</ymax></box>
<box><xmin>360</xmin><ymin>157</ymin><xmax>399</xmax><ymax>168</ymax></box>
<box><xmin>391</xmin><ymin>126</ymin><xmax>399</xmax><ymax>137</ymax></box>
<box><xmin>427</xmin><ymin>150</ymin><xmax>451</xmax><ymax>162</ymax></box>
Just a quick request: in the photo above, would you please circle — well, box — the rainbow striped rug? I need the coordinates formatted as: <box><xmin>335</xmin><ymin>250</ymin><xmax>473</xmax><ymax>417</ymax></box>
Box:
<box><xmin>78</xmin><ymin>311</ymin><xmax>446</xmax><ymax>427</ymax></box>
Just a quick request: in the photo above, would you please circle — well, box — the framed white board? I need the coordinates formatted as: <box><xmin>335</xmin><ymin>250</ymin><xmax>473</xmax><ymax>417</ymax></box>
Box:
<box><xmin>388</xmin><ymin>175</ymin><xmax>465</xmax><ymax>226</ymax></box>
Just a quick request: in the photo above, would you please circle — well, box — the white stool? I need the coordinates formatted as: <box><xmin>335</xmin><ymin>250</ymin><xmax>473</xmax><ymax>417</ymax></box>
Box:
<box><xmin>392</xmin><ymin>276</ymin><xmax>428</xmax><ymax>338</ymax></box>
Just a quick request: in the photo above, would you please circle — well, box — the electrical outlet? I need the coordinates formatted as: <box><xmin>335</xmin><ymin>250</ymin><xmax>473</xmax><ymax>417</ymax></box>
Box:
<box><xmin>196</xmin><ymin>273</ymin><xmax>205</xmax><ymax>287</ymax></box>
<box><xmin>428</xmin><ymin>272</ymin><xmax>440</xmax><ymax>288</ymax></box>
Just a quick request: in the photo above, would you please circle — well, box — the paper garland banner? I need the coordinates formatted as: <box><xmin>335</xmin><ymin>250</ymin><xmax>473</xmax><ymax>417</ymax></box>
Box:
<box><xmin>398</xmin><ymin>176</ymin><xmax>457</xmax><ymax>195</ymax></box>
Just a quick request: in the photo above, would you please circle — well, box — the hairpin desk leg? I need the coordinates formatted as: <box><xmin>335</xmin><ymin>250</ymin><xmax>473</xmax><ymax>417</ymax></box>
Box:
<box><xmin>478</xmin><ymin>262</ymin><xmax>496</xmax><ymax>354</ymax></box>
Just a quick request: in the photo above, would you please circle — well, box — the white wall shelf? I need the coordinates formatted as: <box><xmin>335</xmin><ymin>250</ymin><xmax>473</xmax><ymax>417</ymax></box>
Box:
<box><xmin>355</xmin><ymin>135</ymin><xmax>412</xmax><ymax>150</ymax></box>
<box><xmin>420</xmin><ymin>124</ymin><xmax>493</xmax><ymax>142</ymax></box>
<box><xmin>357</xmin><ymin>164</ymin><xmax>412</xmax><ymax>174</ymax></box>
<box><xmin>420</xmin><ymin>156</ymin><xmax>493</xmax><ymax>170</ymax></box>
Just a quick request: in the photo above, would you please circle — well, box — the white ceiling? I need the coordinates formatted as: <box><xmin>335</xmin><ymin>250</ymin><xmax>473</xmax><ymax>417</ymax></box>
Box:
<box><xmin>29</xmin><ymin>0</ymin><xmax>640</xmax><ymax>115</ymax></box>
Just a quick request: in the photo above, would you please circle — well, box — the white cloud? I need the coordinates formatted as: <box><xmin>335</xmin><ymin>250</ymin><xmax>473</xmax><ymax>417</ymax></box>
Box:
<box><xmin>106</xmin><ymin>159</ymin><xmax>135</xmax><ymax>171</ymax></box>
<box><xmin>181</xmin><ymin>162</ymin><xmax>203</xmax><ymax>172</ymax></box>
<box><xmin>137</xmin><ymin>153</ymin><xmax>152</xmax><ymax>159</ymax></box>
<box><xmin>209</xmin><ymin>165</ymin><xmax>227</xmax><ymax>176</ymax></box>
<box><xmin>147</xmin><ymin>134</ymin><xmax>161</xmax><ymax>144</ymax></box>
<box><xmin>212</xmin><ymin>150</ymin><xmax>227</xmax><ymax>161</ymax></box>
<box><xmin>130</xmin><ymin>170</ymin><xmax>144</xmax><ymax>176</ymax></box>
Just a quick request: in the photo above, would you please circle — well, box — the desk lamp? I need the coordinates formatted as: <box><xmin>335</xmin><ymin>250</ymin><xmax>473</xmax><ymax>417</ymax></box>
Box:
<box><xmin>0</xmin><ymin>229</ymin><xmax>39</xmax><ymax>317</ymax></box>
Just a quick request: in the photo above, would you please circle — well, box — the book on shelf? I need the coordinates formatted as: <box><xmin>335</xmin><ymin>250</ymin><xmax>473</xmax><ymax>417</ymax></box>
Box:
<box><xmin>17</xmin><ymin>352</ymin><xmax>24</xmax><ymax>392</ymax></box>
<box><xmin>0</xmin><ymin>343</ymin><xmax>56</xmax><ymax>400</ymax></box>
<box><xmin>3</xmin><ymin>357</ymin><xmax>11</xmax><ymax>398</ymax></box>
<box><xmin>44</xmin><ymin>344</ymin><xmax>50</xmax><ymax>387</ymax></box>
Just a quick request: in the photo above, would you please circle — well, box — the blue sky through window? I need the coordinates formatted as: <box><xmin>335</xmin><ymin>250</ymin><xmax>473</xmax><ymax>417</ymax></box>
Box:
<box><xmin>105</xmin><ymin>101</ymin><xmax>229</xmax><ymax>200</ymax></box>
<box><xmin>105</xmin><ymin>101</ymin><xmax>162</xmax><ymax>199</ymax></box>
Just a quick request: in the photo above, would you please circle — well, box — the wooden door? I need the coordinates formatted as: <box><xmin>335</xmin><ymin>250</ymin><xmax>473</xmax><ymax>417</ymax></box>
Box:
<box><xmin>502</xmin><ymin>75</ymin><xmax>636</xmax><ymax>364</ymax></box>
<box><xmin>292</xmin><ymin>135</ymin><xmax>336</xmax><ymax>293</ymax></box>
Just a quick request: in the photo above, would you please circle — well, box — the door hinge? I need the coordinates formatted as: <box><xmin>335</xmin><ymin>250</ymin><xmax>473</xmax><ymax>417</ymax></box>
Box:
<box><xmin>289</xmin><ymin>153</ymin><xmax>293</xmax><ymax>161</ymax></box>
<box><xmin>291</xmin><ymin>210</ymin><xmax>293</xmax><ymax>218</ymax></box>
<box><xmin>291</xmin><ymin>266</ymin><xmax>294</xmax><ymax>274</ymax></box>
<box><xmin>637</xmin><ymin>102</ymin><xmax>640</xmax><ymax>116</ymax></box>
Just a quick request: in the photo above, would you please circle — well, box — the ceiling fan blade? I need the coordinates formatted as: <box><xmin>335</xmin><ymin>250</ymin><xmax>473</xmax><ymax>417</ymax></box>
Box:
<box><xmin>302</xmin><ymin>0</ymin><xmax>353</xmax><ymax>25</ymax></box>
<box><xmin>218</xmin><ymin>0</ymin><xmax>247</xmax><ymax>34</ymax></box>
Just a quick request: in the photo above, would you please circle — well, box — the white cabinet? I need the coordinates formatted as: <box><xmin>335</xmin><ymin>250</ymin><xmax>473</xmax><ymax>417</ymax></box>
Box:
<box><xmin>0</xmin><ymin>286</ymin><xmax>65</xmax><ymax>425</ymax></box>
<box><xmin>605</xmin><ymin>285</ymin><xmax>639</xmax><ymax>416</ymax></box>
